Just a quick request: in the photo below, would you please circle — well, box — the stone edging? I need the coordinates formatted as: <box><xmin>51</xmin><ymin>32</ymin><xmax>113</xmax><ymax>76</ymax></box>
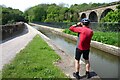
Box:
<box><xmin>30</xmin><ymin>23</ymin><xmax>120</xmax><ymax>57</ymax></box>
<box><xmin>30</xmin><ymin>23</ymin><xmax>100</xmax><ymax>78</ymax></box>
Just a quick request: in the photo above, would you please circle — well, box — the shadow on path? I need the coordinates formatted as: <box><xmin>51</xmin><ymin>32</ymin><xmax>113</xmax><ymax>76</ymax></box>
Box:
<box><xmin>80</xmin><ymin>71</ymin><xmax>98</xmax><ymax>79</ymax></box>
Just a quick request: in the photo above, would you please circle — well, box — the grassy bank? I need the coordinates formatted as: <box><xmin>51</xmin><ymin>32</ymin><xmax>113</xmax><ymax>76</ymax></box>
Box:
<box><xmin>2</xmin><ymin>35</ymin><xmax>67</xmax><ymax>78</ymax></box>
<box><xmin>63</xmin><ymin>29</ymin><xmax>119</xmax><ymax>47</ymax></box>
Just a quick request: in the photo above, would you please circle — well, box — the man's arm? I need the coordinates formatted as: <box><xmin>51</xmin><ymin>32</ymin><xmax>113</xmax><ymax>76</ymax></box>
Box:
<box><xmin>69</xmin><ymin>24</ymin><xmax>82</xmax><ymax>33</ymax></box>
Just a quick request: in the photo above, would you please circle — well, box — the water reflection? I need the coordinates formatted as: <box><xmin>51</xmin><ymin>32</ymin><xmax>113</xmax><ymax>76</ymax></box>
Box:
<box><xmin>90</xmin><ymin>47</ymin><xmax>119</xmax><ymax>78</ymax></box>
<box><xmin>41</xmin><ymin>31</ymin><xmax>76</xmax><ymax>57</ymax></box>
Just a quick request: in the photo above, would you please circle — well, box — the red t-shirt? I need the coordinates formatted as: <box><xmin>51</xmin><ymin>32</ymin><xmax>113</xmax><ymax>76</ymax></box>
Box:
<box><xmin>69</xmin><ymin>26</ymin><xmax>93</xmax><ymax>50</ymax></box>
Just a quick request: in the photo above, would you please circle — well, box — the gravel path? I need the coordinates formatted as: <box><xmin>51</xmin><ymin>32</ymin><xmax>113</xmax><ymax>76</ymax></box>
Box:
<box><xmin>0</xmin><ymin>23</ymin><xmax>38</xmax><ymax>70</ymax></box>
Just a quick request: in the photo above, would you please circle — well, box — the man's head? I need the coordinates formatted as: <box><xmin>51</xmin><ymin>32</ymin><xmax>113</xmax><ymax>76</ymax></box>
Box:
<box><xmin>81</xmin><ymin>18</ymin><xmax>90</xmax><ymax>26</ymax></box>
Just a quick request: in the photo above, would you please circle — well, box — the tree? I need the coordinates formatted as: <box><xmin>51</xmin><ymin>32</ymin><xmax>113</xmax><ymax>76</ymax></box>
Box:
<box><xmin>59</xmin><ymin>7</ymin><xmax>69</xmax><ymax>22</ymax></box>
<box><xmin>2</xmin><ymin>6</ymin><xmax>26</xmax><ymax>25</ymax></box>
<box><xmin>24</xmin><ymin>3</ymin><xmax>107</xmax><ymax>23</ymax></box>
<box><xmin>24</xmin><ymin>4</ymin><xmax>49</xmax><ymax>22</ymax></box>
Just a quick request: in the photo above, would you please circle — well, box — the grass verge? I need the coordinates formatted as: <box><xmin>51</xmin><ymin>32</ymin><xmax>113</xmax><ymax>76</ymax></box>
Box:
<box><xmin>2</xmin><ymin>35</ymin><xmax>67</xmax><ymax>78</ymax></box>
<box><xmin>63</xmin><ymin>29</ymin><xmax>119</xmax><ymax>47</ymax></box>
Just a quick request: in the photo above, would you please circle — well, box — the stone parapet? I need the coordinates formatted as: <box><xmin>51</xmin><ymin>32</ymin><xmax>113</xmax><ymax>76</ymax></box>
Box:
<box><xmin>1</xmin><ymin>22</ymin><xmax>25</xmax><ymax>40</ymax></box>
<box><xmin>30</xmin><ymin>23</ymin><xmax>120</xmax><ymax>57</ymax></box>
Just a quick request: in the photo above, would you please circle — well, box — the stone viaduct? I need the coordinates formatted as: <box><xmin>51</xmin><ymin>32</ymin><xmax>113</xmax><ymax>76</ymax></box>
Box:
<box><xmin>79</xmin><ymin>4</ymin><xmax>118</xmax><ymax>22</ymax></box>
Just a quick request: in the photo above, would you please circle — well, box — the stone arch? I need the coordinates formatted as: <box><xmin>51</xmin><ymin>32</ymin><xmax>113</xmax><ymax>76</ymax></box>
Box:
<box><xmin>80</xmin><ymin>13</ymin><xmax>86</xmax><ymax>19</ymax></box>
<box><xmin>89</xmin><ymin>11</ymin><xmax>98</xmax><ymax>22</ymax></box>
<box><xmin>100</xmin><ymin>8</ymin><xmax>114</xmax><ymax>20</ymax></box>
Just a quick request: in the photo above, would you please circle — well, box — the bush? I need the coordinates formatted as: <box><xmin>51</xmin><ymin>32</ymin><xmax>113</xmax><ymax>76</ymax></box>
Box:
<box><xmin>63</xmin><ymin>29</ymin><xmax>119</xmax><ymax>47</ymax></box>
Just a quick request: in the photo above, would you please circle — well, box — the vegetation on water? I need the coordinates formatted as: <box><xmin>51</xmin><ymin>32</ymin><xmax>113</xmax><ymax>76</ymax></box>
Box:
<box><xmin>92</xmin><ymin>31</ymin><xmax>119</xmax><ymax>47</ymax></box>
<box><xmin>63</xmin><ymin>29</ymin><xmax>119</xmax><ymax>47</ymax></box>
<box><xmin>2</xmin><ymin>35</ymin><xmax>67</xmax><ymax>78</ymax></box>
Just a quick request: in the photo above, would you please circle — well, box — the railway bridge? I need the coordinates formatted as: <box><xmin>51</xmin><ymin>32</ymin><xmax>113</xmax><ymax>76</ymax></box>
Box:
<box><xmin>79</xmin><ymin>4</ymin><xmax>118</xmax><ymax>22</ymax></box>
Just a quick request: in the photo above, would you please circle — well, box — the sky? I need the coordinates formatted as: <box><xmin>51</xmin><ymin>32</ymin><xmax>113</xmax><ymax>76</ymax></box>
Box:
<box><xmin>0</xmin><ymin>0</ymin><xmax>119</xmax><ymax>12</ymax></box>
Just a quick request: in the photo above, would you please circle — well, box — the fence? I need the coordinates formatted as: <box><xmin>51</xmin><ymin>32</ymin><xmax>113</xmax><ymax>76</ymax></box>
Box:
<box><xmin>33</xmin><ymin>22</ymin><xmax>120</xmax><ymax>32</ymax></box>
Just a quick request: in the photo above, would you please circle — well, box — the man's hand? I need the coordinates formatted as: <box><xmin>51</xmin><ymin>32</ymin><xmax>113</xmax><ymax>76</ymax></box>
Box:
<box><xmin>72</xmin><ymin>22</ymin><xmax>82</xmax><ymax>27</ymax></box>
<box><xmin>77</xmin><ymin>22</ymin><xmax>81</xmax><ymax>25</ymax></box>
<box><xmin>77</xmin><ymin>22</ymin><xmax>82</xmax><ymax>27</ymax></box>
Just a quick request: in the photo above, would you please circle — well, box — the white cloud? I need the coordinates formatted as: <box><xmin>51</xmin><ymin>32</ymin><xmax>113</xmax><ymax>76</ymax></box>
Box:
<box><xmin>0</xmin><ymin>0</ymin><xmax>119</xmax><ymax>12</ymax></box>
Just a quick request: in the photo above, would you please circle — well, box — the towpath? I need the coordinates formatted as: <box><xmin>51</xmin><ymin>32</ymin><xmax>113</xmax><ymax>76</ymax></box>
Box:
<box><xmin>1</xmin><ymin>23</ymin><xmax>38</xmax><ymax>70</ymax></box>
<box><xmin>1</xmin><ymin>23</ymin><xmax>100</xmax><ymax>79</ymax></box>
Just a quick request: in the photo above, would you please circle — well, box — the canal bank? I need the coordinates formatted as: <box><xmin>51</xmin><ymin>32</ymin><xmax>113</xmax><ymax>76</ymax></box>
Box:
<box><xmin>30</xmin><ymin>23</ymin><xmax>120</xmax><ymax>79</ymax></box>
<box><xmin>29</xmin><ymin>23</ymin><xmax>120</xmax><ymax>57</ymax></box>
<box><xmin>1</xmin><ymin>23</ymin><xmax>98</xmax><ymax>79</ymax></box>
<box><xmin>28</xmin><ymin>24</ymin><xmax>100</xmax><ymax>79</ymax></box>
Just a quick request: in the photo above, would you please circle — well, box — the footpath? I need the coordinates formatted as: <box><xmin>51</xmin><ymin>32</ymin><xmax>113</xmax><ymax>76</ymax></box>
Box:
<box><xmin>1</xmin><ymin>23</ymin><xmax>100</xmax><ymax>80</ymax></box>
<box><xmin>1</xmin><ymin>23</ymin><xmax>38</xmax><ymax>70</ymax></box>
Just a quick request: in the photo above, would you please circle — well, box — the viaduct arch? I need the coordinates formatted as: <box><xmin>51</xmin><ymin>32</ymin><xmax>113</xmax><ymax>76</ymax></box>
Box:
<box><xmin>89</xmin><ymin>11</ymin><xmax>98</xmax><ymax>22</ymax></box>
<box><xmin>79</xmin><ymin>4</ymin><xmax>117</xmax><ymax>22</ymax></box>
<box><xmin>100</xmin><ymin>8</ymin><xmax>114</xmax><ymax>20</ymax></box>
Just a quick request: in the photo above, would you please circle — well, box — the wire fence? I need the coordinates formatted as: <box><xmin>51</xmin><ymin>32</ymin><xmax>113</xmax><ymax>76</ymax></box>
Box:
<box><xmin>33</xmin><ymin>22</ymin><xmax>120</xmax><ymax>32</ymax></box>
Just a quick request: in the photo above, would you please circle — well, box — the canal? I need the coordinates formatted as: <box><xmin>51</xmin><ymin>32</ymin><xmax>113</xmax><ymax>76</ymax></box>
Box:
<box><xmin>33</xmin><ymin>26</ymin><xmax>120</xmax><ymax>78</ymax></box>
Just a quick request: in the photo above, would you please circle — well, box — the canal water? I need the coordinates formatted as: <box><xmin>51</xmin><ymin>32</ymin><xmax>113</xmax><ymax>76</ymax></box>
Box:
<box><xmin>33</xmin><ymin>26</ymin><xmax>120</xmax><ymax>78</ymax></box>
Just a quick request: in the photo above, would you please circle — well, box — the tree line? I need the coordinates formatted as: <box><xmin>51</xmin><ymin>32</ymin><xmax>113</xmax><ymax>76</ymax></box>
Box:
<box><xmin>1</xmin><ymin>6</ymin><xmax>26</xmax><ymax>25</ymax></box>
<box><xmin>24</xmin><ymin>3</ymin><xmax>107</xmax><ymax>23</ymax></box>
<box><xmin>1</xmin><ymin>2</ymin><xmax>120</xmax><ymax>25</ymax></box>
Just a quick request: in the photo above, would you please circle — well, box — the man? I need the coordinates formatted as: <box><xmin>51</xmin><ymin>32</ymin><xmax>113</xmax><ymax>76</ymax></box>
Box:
<box><xmin>69</xmin><ymin>18</ymin><xmax>93</xmax><ymax>79</ymax></box>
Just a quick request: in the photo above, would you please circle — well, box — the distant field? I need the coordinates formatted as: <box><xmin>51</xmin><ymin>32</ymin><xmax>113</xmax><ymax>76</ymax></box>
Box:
<box><xmin>63</xmin><ymin>29</ymin><xmax>119</xmax><ymax>47</ymax></box>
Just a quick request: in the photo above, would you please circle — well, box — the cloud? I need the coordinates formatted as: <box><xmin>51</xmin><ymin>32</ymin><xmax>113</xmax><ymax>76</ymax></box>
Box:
<box><xmin>0</xmin><ymin>0</ymin><xmax>119</xmax><ymax>12</ymax></box>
